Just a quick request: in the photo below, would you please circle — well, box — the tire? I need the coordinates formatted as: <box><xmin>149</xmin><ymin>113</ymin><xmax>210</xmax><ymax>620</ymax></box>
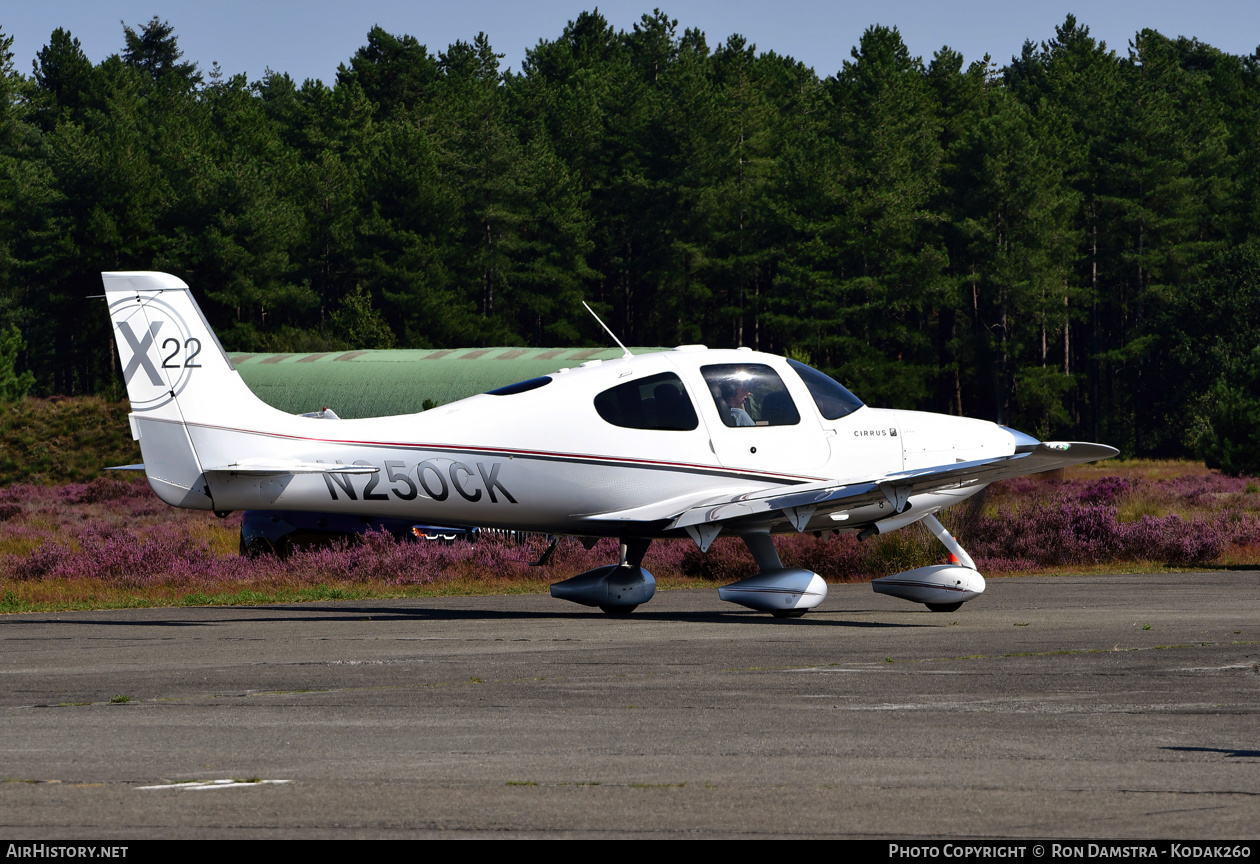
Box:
<box><xmin>771</xmin><ymin>609</ymin><xmax>807</xmax><ymax>619</ymax></box>
<box><xmin>600</xmin><ymin>605</ymin><xmax>637</xmax><ymax>615</ymax></box>
<box><xmin>925</xmin><ymin>602</ymin><xmax>963</xmax><ymax>613</ymax></box>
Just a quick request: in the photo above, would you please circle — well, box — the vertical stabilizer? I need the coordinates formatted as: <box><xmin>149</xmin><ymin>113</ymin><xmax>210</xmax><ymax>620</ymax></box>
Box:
<box><xmin>102</xmin><ymin>271</ymin><xmax>261</xmax><ymax>509</ymax></box>
<box><xmin>102</xmin><ymin>272</ymin><xmax>248</xmax><ymax>419</ymax></box>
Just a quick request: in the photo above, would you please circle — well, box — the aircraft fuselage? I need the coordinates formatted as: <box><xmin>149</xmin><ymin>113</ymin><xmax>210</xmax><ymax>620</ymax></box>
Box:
<box><xmin>145</xmin><ymin>347</ymin><xmax>1014</xmax><ymax>538</ymax></box>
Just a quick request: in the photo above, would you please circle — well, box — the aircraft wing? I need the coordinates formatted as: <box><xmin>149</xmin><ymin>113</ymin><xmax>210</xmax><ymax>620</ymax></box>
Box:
<box><xmin>585</xmin><ymin>442</ymin><xmax>1117</xmax><ymax>540</ymax></box>
<box><xmin>671</xmin><ymin>441</ymin><xmax>1117</xmax><ymax>534</ymax></box>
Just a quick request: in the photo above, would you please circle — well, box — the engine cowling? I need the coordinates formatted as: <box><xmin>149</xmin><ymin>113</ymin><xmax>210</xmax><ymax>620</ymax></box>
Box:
<box><xmin>718</xmin><ymin>568</ymin><xmax>828</xmax><ymax>617</ymax></box>
<box><xmin>550</xmin><ymin>564</ymin><xmax>656</xmax><ymax>612</ymax></box>
<box><xmin>871</xmin><ymin>564</ymin><xmax>985</xmax><ymax>610</ymax></box>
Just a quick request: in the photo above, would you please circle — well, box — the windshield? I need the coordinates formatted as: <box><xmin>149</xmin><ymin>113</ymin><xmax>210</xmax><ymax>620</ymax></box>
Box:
<box><xmin>786</xmin><ymin>359</ymin><xmax>863</xmax><ymax>420</ymax></box>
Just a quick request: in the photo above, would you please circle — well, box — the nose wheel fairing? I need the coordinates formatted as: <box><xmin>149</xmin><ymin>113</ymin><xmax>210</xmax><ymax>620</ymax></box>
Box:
<box><xmin>870</xmin><ymin>513</ymin><xmax>986</xmax><ymax>611</ymax></box>
<box><xmin>871</xmin><ymin>564</ymin><xmax>986</xmax><ymax>608</ymax></box>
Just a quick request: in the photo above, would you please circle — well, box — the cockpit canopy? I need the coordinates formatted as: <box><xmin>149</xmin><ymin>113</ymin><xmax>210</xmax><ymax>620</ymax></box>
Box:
<box><xmin>587</xmin><ymin>355</ymin><xmax>864</xmax><ymax>433</ymax></box>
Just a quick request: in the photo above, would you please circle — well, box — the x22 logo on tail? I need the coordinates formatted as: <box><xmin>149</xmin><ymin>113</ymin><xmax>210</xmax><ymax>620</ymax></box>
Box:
<box><xmin>117</xmin><ymin>320</ymin><xmax>201</xmax><ymax>385</ymax></box>
<box><xmin>110</xmin><ymin>296</ymin><xmax>201</xmax><ymax>409</ymax></box>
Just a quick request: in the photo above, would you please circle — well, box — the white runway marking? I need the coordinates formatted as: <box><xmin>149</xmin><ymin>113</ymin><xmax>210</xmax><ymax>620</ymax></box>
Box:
<box><xmin>137</xmin><ymin>779</ymin><xmax>292</xmax><ymax>790</ymax></box>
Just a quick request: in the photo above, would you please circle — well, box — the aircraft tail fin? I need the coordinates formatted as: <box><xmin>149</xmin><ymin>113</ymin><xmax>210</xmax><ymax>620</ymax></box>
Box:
<box><xmin>101</xmin><ymin>271</ymin><xmax>270</xmax><ymax>509</ymax></box>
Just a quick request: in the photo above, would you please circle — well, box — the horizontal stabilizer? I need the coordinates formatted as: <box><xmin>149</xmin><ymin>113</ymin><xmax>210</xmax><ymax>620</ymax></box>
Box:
<box><xmin>106</xmin><ymin>464</ymin><xmax>147</xmax><ymax>471</ymax></box>
<box><xmin>202</xmin><ymin>460</ymin><xmax>379</xmax><ymax>476</ymax></box>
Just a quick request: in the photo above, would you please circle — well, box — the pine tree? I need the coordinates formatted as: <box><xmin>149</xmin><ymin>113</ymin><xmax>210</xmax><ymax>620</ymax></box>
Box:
<box><xmin>337</xmin><ymin>26</ymin><xmax>439</xmax><ymax>117</ymax></box>
<box><xmin>31</xmin><ymin>28</ymin><xmax>98</xmax><ymax>130</ymax></box>
<box><xmin>823</xmin><ymin>26</ymin><xmax>945</xmax><ymax>408</ymax></box>
<box><xmin>121</xmin><ymin>17</ymin><xmax>202</xmax><ymax>90</ymax></box>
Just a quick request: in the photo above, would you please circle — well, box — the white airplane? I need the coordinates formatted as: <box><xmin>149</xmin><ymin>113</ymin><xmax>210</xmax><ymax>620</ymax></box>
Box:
<box><xmin>102</xmin><ymin>271</ymin><xmax>1117</xmax><ymax>617</ymax></box>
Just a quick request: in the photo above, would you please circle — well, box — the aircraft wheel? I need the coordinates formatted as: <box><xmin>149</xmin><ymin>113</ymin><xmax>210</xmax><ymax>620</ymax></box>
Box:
<box><xmin>771</xmin><ymin>609</ymin><xmax>808</xmax><ymax>619</ymax></box>
<box><xmin>600</xmin><ymin>605</ymin><xmax>637</xmax><ymax>615</ymax></box>
<box><xmin>925</xmin><ymin>602</ymin><xmax>963</xmax><ymax>613</ymax></box>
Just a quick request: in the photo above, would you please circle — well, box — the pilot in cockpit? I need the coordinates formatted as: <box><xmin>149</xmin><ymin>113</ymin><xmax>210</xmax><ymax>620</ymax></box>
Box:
<box><xmin>719</xmin><ymin>379</ymin><xmax>755</xmax><ymax>427</ymax></box>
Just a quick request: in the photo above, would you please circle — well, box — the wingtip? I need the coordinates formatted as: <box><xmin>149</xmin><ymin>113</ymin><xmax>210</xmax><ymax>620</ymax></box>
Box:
<box><xmin>1040</xmin><ymin>442</ymin><xmax>1120</xmax><ymax>461</ymax></box>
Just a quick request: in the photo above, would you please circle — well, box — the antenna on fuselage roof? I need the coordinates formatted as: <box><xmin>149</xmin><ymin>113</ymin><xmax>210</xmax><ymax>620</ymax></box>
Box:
<box><xmin>582</xmin><ymin>301</ymin><xmax>633</xmax><ymax>359</ymax></box>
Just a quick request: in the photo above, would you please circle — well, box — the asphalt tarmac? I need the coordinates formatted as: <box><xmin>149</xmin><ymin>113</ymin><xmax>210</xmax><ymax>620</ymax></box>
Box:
<box><xmin>1</xmin><ymin>572</ymin><xmax>1258</xmax><ymax>839</ymax></box>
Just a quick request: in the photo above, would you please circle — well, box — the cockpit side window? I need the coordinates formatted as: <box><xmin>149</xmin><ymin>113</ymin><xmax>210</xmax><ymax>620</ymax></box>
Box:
<box><xmin>700</xmin><ymin>364</ymin><xmax>800</xmax><ymax>428</ymax></box>
<box><xmin>594</xmin><ymin>372</ymin><xmax>699</xmax><ymax>431</ymax></box>
<box><xmin>787</xmin><ymin>359</ymin><xmax>864</xmax><ymax>420</ymax></box>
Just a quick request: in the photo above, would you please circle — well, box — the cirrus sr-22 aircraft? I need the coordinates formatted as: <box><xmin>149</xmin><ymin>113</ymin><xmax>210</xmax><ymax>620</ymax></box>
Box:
<box><xmin>102</xmin><ymin>271</ymin><xmax>1117</xmax><ymax>618</ymax></box>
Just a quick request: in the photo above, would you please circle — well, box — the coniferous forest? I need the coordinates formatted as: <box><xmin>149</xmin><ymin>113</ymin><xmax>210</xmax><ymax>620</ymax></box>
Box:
<box><xmin>3</xmin><ymin>11</ymin><xmax>1260</xmax><ymax>461</ymax></box>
